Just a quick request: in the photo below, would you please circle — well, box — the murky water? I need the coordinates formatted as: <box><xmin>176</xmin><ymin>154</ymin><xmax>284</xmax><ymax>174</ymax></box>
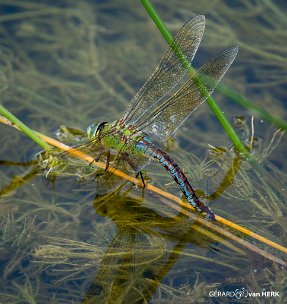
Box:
<box><xmin>0</xmin><ymin>0</ymin><xmax>286</xmax><ymax>303</ymax></box>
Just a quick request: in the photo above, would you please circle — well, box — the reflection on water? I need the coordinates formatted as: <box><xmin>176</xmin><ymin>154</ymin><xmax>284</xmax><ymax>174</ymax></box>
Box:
<box><xmin>0</xmin><ymin>0</ymin><xmax>286</xmax><ymax>302</ymax></box>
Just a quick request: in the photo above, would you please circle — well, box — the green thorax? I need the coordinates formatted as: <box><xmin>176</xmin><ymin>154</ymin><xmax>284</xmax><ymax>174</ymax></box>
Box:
<box><xmin>87</xmin><ymin>120</ymin><xmax>145</xmax><ymax>154</ymax></box>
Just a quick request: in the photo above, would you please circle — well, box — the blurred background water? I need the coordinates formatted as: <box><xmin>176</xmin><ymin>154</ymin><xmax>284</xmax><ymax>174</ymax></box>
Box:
<box><xmin>0</xmin><ymin>0</ymin><xmax>286</xmax><ymax>303</ymax></box>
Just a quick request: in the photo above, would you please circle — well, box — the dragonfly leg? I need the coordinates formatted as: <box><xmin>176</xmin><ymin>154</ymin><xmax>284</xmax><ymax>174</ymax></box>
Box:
<box><xmin>90</xmin><ymin>150</ymin><xmax>111</xmax><ymax>181</ymax></box>
<box><xmin>89</xmin><ymin>149</ymin><xmax>110</xmax><ymax>171</ymax></box>
<box><xmin>135</xmin><ymin>170</ymin><xmax>146</xmax><ymax>202</ymax></box>
<box><xmin>126</xmin><ymin>158</ymin><xmax>146</xmax><ymax>187</ymax></box>
<box><xmin>136</xmin><ymin>171</ymin><xmax>146</xmax><ymax>188</ymax></box>
<box><xmin>105</xmin><ymin>150</ymin><xmax>110</xmax><ymax>172</ymax></box>
<box><xmin>89</xmin><ymin>153</ymin><xmax>102</xmax><ymax>166</ymax></box>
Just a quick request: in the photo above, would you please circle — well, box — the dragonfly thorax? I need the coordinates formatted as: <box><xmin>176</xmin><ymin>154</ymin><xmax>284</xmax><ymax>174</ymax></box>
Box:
<box><xmin>87</xmin><ymin>120</ymin><xmax>144</xmax><ymax>153</ymax></box>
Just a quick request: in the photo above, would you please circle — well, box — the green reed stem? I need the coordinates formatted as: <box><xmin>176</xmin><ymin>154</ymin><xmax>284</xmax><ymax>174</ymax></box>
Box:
<box><xmin>141</xmin><ymin>0</ymin><xmax>287</xmax><ymax>136</ymax></box>
<box><xmin>141</xmin><ymin>0</ymin><xmax>250</xmax><ymax>157</ymax></box>
<box><xmin>0</xmin><ymin>105</ymin><xmax>51</xmax><ymax>149</ymax></box>
<box><xmin>141</xmin><ymin>0</ymin><xmax>287</xmax><ymax>199</ymax></box>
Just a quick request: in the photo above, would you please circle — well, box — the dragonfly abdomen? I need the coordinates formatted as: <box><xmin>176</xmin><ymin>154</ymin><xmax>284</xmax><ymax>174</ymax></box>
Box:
<box><xmin>140</xmin><ymin>137</ymin><xmax>215</xmax><ymax>220</ymax></box>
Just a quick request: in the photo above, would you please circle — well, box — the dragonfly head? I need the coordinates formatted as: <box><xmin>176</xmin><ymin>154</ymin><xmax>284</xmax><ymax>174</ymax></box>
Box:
<box><xmin>87</xmin><ymin>122</ymin><xmax>107</xmax><ymax>138</ymax></box>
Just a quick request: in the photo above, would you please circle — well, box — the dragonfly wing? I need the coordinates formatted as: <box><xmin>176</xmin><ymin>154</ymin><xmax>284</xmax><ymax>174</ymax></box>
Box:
<box><xmin>83</xmin><ymin>228</ymin><xmax>165</xmax><ymax>303</ymax></box>
<box><xmin>95</xmin><ymin>148</ymin><xmax>150</xmax><ymax>194</ymax></box>
<box><xmin>122</xmin><ymin>15</ymin><xmax>205</xmax><ymax>125</ymax></box>
<box><xmin>42</xmin><ymin>138</ymin><xmax>108</xmax><ymax>179</ymax></box>
<box><xmin>138</xmin><ymin>46</ymin><xmax>239</xmax><ymax>141</ymax></box>
<box><xmin>124</xmin><ymin>152</ymin><xmax>151</xmax><ymax>173</ymax></box>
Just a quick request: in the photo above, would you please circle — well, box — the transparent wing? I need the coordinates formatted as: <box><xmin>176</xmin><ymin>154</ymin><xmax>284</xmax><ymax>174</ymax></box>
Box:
<box><xmin>94</xmin><ymin>144</ymin><xmax>151</xmax><ymax>194</ymax></box>
<box><xmin>122</xmin><ymin>15</ymin><xmax>205</xmax><ymax>125</ymax></box>
<box><xmin>136</xmin><ymin>46</ymin><xmax>239</xmax><ymax>141</ymax></box>
<box><xmin>83</xmin><ymin>228</ymin><xmax>165</xmax><ymax>303</ymax></box>
<box><xmin>37</xmin><ymin>135</ymin><xmax>109</xmax><ymax>180</ymax></box>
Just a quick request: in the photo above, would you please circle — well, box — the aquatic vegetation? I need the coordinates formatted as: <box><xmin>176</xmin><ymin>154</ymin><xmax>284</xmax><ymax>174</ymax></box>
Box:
<box><xmin>0</xmin><ymin>213</ymin><xmax>37</xmax><ymax>279</ymax></box>
<box><xmin>0</xmin><ymin>0</ymin><xmax>286</xmax><ymax>303</ymax></box>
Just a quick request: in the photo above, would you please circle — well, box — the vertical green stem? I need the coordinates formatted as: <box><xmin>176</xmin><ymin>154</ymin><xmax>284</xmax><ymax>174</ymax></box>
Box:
<box><xmin>140</xmin><ymin>0</ymin><xmax>249</xmax><ymax>157</ymax></box>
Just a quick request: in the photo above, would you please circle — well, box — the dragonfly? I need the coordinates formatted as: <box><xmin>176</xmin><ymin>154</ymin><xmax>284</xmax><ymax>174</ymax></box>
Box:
<box><xmin>58</xmin><ymin>15</ymin><xmax>238</xmax><ymax>221</ymax></box>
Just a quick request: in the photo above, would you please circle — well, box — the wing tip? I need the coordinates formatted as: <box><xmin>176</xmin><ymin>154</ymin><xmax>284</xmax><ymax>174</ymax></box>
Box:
<box><xmin>195</xmin><ymin>15</ymin><xmax>205</xmax><ymax>21</ymax></box>
<box><xmin>184</xmin><ymin>15</ymin><xmax>205</xmax><ymax>28</ymax></box>
<box><xmin>215</xmin><ymin>45</ymin><xmax>239</xmax><ymax>66</ymax></box>
<box><xmin>225</xmin><ymin>45</ymin><xmax>239</xmax><ymax>58</ymax></box>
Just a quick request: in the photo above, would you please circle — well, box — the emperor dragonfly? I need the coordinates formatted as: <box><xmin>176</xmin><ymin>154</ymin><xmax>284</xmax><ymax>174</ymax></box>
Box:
<box><xmin>62</xmin><ymin>15</ymin><xmax>238</xmax><ymax>220</ymax></box>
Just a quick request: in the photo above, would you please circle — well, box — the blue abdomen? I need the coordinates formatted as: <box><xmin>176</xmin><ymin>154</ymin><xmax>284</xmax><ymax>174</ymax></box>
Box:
<box><xmin>138</xmin><ymin>137</ymin><xmax>215</xmax><ymax>220</ymax></box>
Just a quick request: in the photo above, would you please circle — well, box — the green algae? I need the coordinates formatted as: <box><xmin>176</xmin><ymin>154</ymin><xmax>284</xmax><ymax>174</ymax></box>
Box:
<box><xmin>0</xmin><ymin>0</ymin><xmax>286</xmax><ymax>303</ymax></box>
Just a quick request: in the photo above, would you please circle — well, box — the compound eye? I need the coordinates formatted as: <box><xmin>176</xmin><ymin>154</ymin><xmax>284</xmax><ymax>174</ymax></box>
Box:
<box><xmin>87</xmin><ymin>122</ymin><xmax>107</xmax><ymax>138</ymax></box>
<box><xmin>87</xmin><ymin>123</ymin><xmax>98</xmax><ymax>138</ymax></box>
<box><xmin>97</xmin><ymin>122</ymin><xmax>107</xmax><ymax>133</ymax></box>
